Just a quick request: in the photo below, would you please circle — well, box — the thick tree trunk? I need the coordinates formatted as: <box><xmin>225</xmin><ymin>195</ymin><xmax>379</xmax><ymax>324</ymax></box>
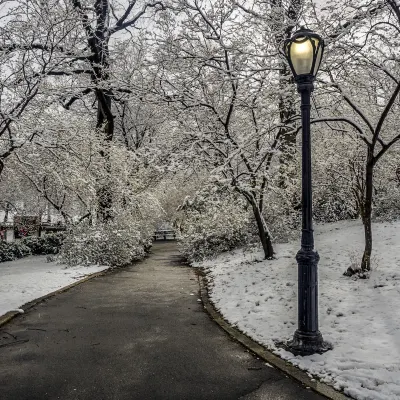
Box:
<box><xmin>271</xmin><ymin>0</ymin><xmax>300</xmax><ymax>171</ymax></box>
<box><xmin>276</xmin><ymin>45</ymin><xmax>297</xmax><ymax>190</ymax></box>
<box><xmin>96</xmin><ymin>91</ymin><xmax>114</xmax><ymax>223</ymax></box>
<box><xmin>252</xmin><ymin>203</ymin><xmax>274</xmax><ymax>259</ymax></box>
<box><xmin>96</xmin><ymin>183</ymin><xmax>113</xmax><ymax>222</ymax></box>
<box><xmin>278</xmin><ymin>64</ymin><xmax>297</xmax><ymax>164</ymax></box>
<box><xmin>85</xmin><ymin>0</ymin><xmax>115</xmax><ymax>223</ymax></box>
<box><xmin>361</xmin><ymin>160</ymin><xmax>374</xmax><ymax>272</ymax></box>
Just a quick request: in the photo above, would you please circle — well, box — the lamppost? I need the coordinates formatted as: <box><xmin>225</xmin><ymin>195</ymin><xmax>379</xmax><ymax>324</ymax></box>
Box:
<box><xmin>283</xmin><ymin>27</ymin><xmax>329</xmax><ymax>355</ymax></box>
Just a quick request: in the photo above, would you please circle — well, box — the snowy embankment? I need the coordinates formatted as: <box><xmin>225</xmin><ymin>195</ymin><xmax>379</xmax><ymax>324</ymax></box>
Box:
<box><xmin>0</xmin><ymin>256</ymin><xmax>108</xmax><ymax>317</ymax></box>
<box><xmin>195</xmin><ymin>220</ymin><xmax>400</xmax><ymax>400</ymax></box>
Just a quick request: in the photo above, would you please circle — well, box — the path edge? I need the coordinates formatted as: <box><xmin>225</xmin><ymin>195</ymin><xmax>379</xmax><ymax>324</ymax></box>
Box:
<box><xmin>197</xmin><ymin>273</ymin><xmax>351</xmax><ymax>400</ymax></box>
<box><xmin>0</xmin><ymin>268</ymin><xmax>110</xmax><ymax>328</ymax></box>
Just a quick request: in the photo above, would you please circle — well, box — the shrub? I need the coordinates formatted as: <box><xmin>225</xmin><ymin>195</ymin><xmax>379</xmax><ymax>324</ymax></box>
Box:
<box><xmin>313</xmin><ymin>189</ymin><xmax>358</xmax><ymax>223</ymax></box>
<box><xmin>22</xmin><ymin>233</ymin><xmax>65</xmax><ymax>255</ymax></box>
<box><xmin>374</xmin><ymin>191</ymin><xmax>400</xmax><ymax>221</ymax></box>
<box><xmin>60</xmin><ymin>218</ymin><xmax>149</xmax><ymax>267</ymax></box>
<box><xmin>178</xmin><ymin>198</ymin><xmax>252</xmax><ymax>262</ymax></box>
<box><xmin>0</xmin><ymin>233</ymin><xmax>65</xmax><ymax>263</ymax></box>
<box><xmin>0</xmin><ymin>241</ymin><xmax>31</xmax><ymax>262</ymax></box>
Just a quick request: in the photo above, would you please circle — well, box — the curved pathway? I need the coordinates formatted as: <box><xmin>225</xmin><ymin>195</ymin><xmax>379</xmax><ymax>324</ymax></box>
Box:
<box><xmin>0</xmin><ymin>242</ymin><xmax>324</xmax><ymax>400</ymax></box>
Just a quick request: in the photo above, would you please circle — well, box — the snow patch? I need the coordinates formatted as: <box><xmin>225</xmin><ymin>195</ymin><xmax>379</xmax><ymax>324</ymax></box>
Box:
<box><xmin>195</xmin><ymin>220</ymin><xmax>400</xmax><ymax>400</ymax></box>
<box><xmin>0</xmin><ymin>256</ymin><xmax>108</xmax><ymax>316</ymax></box>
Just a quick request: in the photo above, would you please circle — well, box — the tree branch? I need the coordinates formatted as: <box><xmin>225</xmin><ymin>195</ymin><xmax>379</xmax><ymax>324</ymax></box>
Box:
<box><xmin>373</xmin><ymin>81</ymin><xmax>400</xmax><ymax>146</ymax></box>
<box><xmin>109</xmin><ymin>2</ymin><xmax>165</xmax><ymax>34</ymax></box>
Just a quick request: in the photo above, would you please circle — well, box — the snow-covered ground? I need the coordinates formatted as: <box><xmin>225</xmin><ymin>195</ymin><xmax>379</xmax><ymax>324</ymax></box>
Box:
<box><xmin>0</xmin><ymin>256</ymin><xmax>108</xmax><ymax>316</ymax></box>
<box><xmin>195</xmin><ymin>220</ymin><xmax>400</xmax><ymax>400</ymax></box>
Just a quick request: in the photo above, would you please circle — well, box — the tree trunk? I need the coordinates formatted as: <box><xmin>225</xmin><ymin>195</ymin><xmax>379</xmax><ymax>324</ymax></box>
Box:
<box><xmin>344</xmin><ymin>155</ymin><xmax>374</xmax><ymax>277</ymax></box>
<box><xmin>278</xmin><ymin>64</ymin><xmax>297</xmax><ymax>164</ymax></box>
<box><xmin>361</xmin><ymin>160</ymin><xmax>374</xmax><ymax>272</ymax></box>
<box><xmin>88</xmin><ymin>0</ymin><xmax>115</xmax><ymax>223</ymax></box>
<box><xmin>96</xmin><ymin>184</ymin><xmax>113</xmax><ymax>222</ymax></box>
<box><xmin>276</xmin><ymin>43</ymin><xmax>297</xmax><ymax>189</ymax></box>
<box><xmin>252</xmin><ymin>202</ymin><xmax>274</xmax><ymax>259</ymax></box>
<box><xmin>271</xmin><ymin>0</ymin><xmax>300</xmax><ymax>172</ymax></box>
<box><xmin>96</xmin><ymin>91</ymin><xmax>114</xmax><ymax>223</ymax></box>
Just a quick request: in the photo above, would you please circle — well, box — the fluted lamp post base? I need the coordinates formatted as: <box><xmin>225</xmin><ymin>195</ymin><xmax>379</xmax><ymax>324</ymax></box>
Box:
<box><xmin>289</xmin><ymin>330</ymin><xmax>331</xmax><ymax>356</ymax></box>
<box><xmin>287</xmin><ymin>248</ymin><xmax>332</xmax><ymax>356</ymax></box>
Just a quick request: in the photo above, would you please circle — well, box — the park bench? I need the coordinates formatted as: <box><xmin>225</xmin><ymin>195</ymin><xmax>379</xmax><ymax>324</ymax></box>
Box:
<box><xmin>153</xmin><ymin>230</ymin><xmax>177</xmax><ymax>241</ymax></box>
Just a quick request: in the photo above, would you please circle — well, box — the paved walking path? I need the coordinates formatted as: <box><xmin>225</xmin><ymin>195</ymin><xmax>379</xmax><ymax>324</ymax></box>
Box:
<box><xmin>0</xmin><ymin>242</ymin><xmax>324</xmax><ymax>400</ymax></box>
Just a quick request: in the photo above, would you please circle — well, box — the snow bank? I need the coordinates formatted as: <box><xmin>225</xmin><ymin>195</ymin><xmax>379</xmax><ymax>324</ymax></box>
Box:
<box><xmin>0</xmin><ymin>256</ymin><xmax>108</xmax><ymax>316</ymax></box>
<box><xmin>195</xmin><ymin>220</ymin><xmax>400</xmax><ymax>400</ymax></box>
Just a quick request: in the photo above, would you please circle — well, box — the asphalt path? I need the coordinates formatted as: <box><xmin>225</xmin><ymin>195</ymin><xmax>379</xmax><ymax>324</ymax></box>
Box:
<box><xmin>0</xmin><ymin>242</ymin><xmax>325</xmax><ymax>400</ymax></box>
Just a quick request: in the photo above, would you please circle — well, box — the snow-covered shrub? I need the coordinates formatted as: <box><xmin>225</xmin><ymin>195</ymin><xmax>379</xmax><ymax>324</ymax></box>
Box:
<box><xmin>0</xmin><ymin>241</ymin><xmax>31</xmax><ymax>262</ymax></box>
<box><xmin>313</xmin><ymin>184</ymin><xmax>358</xmax><ymax>223</ymax></box>
<box><xmin>178</xmin><ymin>196</ymin><xmax>253</xmax><ymax>262</ymax></box>
<box><xmin>262</xmin><ymin>181</ymin><xmax>301</xmax><ymax>243</ymax></box>
<box><xmin>373</xmin><ymin>155</ymin><xmax>400</xmax><ymax>221</ymax></box>
<box><xmin>374</xmin><ymin>186</ymin><xmax>400</xmax><ymax>221</ymax></box>
<box><xmin>264</xmin><ymin>205</ymin><xmax>300</xmax><ymax>243</ymax></box>
<box><xmin>312</xmin><ymin>136</ymin><xmax>360</xmax><ymax>223</ymax></box>
<box><xmin>0</xmin><ymin>234</ymin><xmax>62</xmax><ymax>263</ymax></box>
<box><xmin>60</xmin><ymin>217</ymin><xmax>148</xmax><ymax>267</ymax></box>
<box><xmin>253</xmin><ymin>159</ymin><xmax>302</xmax><ymax>243</ymax></box>
<box><xmin>22</xmin><ymin>233</ymin><xmax>65</xmax><ymax>255</ymax></box>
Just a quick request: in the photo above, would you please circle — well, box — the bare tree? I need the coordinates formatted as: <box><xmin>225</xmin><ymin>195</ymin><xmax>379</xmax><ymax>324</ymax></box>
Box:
<box><xmin>150</xmin><ymin>0</ymin><xmax>309</xmax><ymax>258</ymax></box>
<box><xmin>310</xmin><ymin>0</ymin><xmax>400</xmax><ymax>274</ymax></box>
<box><xmin>1</xmin><ymin>0</ymin><xmax>166</xmax><ymax>222</ymax></box>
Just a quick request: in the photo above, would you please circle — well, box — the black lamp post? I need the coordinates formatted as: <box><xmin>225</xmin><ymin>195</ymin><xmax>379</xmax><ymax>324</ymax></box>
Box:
<box><xmin>283</xmin><ymin>27</ymin><xmax>329</xmax><ymax>355</ymax></box>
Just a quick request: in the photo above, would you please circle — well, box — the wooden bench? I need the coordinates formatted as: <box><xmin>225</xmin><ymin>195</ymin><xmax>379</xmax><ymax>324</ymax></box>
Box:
<box><xmin>153</xmin><ymin>230</ymin><xmax>177</xmax><ymax>241</ymax></box>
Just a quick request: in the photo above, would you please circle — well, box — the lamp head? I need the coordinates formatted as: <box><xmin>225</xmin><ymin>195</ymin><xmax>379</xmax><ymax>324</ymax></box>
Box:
<box><xmin>284</xmin><ymin>27</ymin><xmax>324</xmax><ymax>82</ymax></box>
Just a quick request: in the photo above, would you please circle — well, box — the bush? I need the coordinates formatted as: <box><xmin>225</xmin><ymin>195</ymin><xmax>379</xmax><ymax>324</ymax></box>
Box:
<box><xmin>22</xmin><ymin>233</ymin><xmax>65</xmax><ymax>255</ymax></box>
<box><xmin>0</xmin><ymin>241</ymin><xmax>31</xmax><ymax>262</ymax></box>
<box><xmin>313</xmin><ymin>189</ymin><xmax>358</xmax><ymax>223</ymax></box>
<box><xmin>178</xmin><ymin>198</ymin><xmax>252</xmax><ymax>262</ymax></box>
<box><xmin>374</xmin><ymin>191</ymin><xmax>400</xmax><ymax>221</ymax></box>
<box><xmin>60</xmin><ymin>218</ymin><xmax>149</xmax><ymax>267</ymax></box>
<box><xmin>0</xmin><ymin>233</ymin><xmax>65</xmax><ymax>263</ymax></box>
